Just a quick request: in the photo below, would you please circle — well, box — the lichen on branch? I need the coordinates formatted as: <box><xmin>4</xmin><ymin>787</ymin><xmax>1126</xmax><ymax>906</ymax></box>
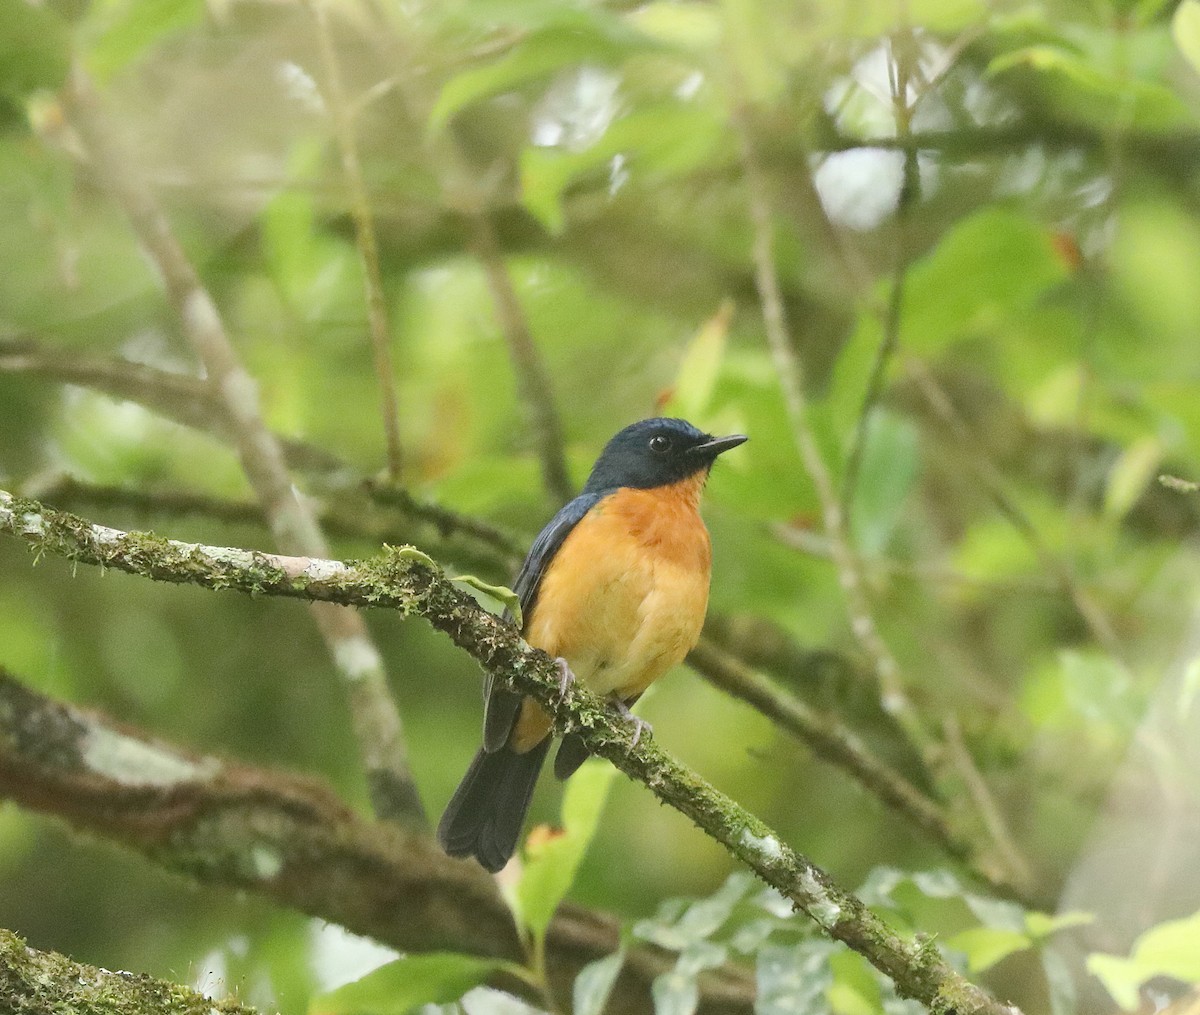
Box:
<box><xmin>0</xmin><ymin>489</ymin><xmax>1019</xmax><ymax>1015</ymax></box>
<box><xmin>0</xmin><ymin>928</ymin><xmax>259</xmax><ymax>1015</ymax></box>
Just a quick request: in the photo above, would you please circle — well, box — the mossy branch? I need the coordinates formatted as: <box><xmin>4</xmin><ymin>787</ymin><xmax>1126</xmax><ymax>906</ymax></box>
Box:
<box><xmin>0</xmin><ymin>928</ymin><xmax>261</xmax><ymax>1015</ymax></box>
<box><xmin>18</xmin><ymin>474</ymin><xmax>1030</xmax><ymax>900</ymax></box>
<box><xmin>0</xmin><ymin>666</ymin><xmax>753</xmax><ymax>1015</ymax></box>
<box><xmin>0</xmin><ymin>489</ymin><xmax>1019</xmax><ymax>1015</ymax></box>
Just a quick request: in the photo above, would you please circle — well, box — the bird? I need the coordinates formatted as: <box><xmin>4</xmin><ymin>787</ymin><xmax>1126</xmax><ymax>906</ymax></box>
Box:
<box><xmin>437</xmin><ymin>417</ymin><xmax>748</xmax><ymax>872</ymax></box>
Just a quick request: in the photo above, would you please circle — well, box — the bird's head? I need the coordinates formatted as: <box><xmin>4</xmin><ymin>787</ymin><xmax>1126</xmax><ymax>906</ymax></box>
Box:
<box><xmin>582</xmin><ymin>418</ymin><xmax>748</xmax><ymax>493</ymax></box>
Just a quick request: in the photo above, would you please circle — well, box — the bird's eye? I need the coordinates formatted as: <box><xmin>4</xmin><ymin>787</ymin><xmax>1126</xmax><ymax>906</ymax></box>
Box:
<box><xmin>649</xmin><ymin>435</ymin><xmax>672</xmax><ymax>454</ymax></box>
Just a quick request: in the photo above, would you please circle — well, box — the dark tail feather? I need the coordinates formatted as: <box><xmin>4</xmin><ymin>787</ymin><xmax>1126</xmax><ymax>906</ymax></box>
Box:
<box><xmin>437</xmin><ymin>741</ymin><xmax>550</xmax><ymax>872</ymax></box>
<box><xmin>554</xmin><ymin>732</ymin><xmax>590</xmax><ymax>780</ymax></box>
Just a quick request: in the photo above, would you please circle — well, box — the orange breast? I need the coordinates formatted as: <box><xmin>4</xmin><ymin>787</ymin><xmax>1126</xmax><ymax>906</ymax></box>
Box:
<box><xmin>510</xmin><ymin>475</ymin><xmax>712</xmax><ymax>753</ymax></box>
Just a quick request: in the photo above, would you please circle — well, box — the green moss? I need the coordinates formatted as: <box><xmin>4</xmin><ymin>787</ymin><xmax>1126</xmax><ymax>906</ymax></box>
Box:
<box><xmin>0</xmin><ymin>929</ymin><xmax>262</xmax><ymax>1015</ymax></box>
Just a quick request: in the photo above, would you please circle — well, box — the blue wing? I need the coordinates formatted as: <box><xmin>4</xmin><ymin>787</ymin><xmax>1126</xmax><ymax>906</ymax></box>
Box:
<box><xmin>512</xmin><ymin>492</ymin><xmax>605</xmax><ymax>622</ymax></box>
<box><xmin>483</xmin><ymin>491</ymin><xmax>607</xmax><ymax>752</ymax></box>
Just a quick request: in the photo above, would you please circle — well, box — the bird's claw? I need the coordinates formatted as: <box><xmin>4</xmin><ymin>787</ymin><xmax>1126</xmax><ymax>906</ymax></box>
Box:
<box><xmin>612</xmin><ymin>697</ymin><xmax>652</xmax><ymax>750</ymax></box>
<box><xmin>553</xmin><ymin>657</ymin><xmax>576</xmax><ymax>702</ymax></box>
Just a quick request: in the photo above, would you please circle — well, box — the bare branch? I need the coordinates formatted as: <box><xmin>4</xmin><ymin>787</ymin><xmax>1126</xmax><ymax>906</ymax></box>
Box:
<box><xmin>0</xmin><ymin>667</ymin><xmax>754</xmax><ymax>1015</ymax></box>
<box><xmin>687</xmin><ymin>639</ymin><xmax>1031</xmax><ymax>904</ymax></box>
<box><xmin>0</xmin><ymin>490</ymin><xmax>1020</xmax><ymax>1015</ymax></box>
<box><xmin>942</xmin><ymin>714</ymin><xmax>1033</xmax><ymax>893</ymax></box>
<box><xmin>0</xmin><ymin>337</ymin><xmax>346</xmax><ymax>476</ymax></box>
<box><xmin>730</xmin><ymin>94</ymin><xmax>936</xmax><ymax>773</ymax></box>
<box><xmin>840</xmin><ymin>31</ymin><xmax>919</xmax><ymax>518</ymax></box>
<box><xmin>903</xmin><ymin>356</ymin><xmax>1120</xmax><ymax>655</ymax></box>
<box><xmin>61</xmin><ymin>67</ymin><xmax>423</xmax><ymax>827</ymax></box>
<box><xmin>468</xmin><ymin>211</ymin><xmax>575</xmax><ymax>504</ymax></box>
<box><xmin>308</xmin><ymin>0</ymin><xmax>405</xmax><ymax>481</ymax></box>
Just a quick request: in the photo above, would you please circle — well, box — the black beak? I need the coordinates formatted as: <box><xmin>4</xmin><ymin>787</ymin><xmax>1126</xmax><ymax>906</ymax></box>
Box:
<box><xmin>689</xmin><ymin>434</ymin><xmax>749</xmax><ymax>459</ymax></box>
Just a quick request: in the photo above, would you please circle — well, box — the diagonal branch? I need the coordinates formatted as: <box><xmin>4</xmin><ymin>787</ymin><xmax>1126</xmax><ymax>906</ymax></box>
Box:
<box><xmin>903</xmin><ymin>356</ymin><xmax>1120</xmax><ymax>655</ymax></box>
<box><xmin>19</xmin><ymin>471</ymin><xmax>1028</xmax><ymax>898</ymax></box>
<box><xmin>0</xmin><ymin>489</ymin><xmax>1020</xmax><ymax>1015</ymax></box>
<box><xmin>686</xmin><ymin>639</ymin><xmax>1030</xmax><ymax>904</ymax></box>
<box><xmin>0</xmin><ymin>337</ymin><xmax>346</xmax><ymax>476</ymax></box>
<box><xmin>16</xmin><ymin>470</ymin><xmax>1030</xmax><ymax>898</ymax></box>
<box><xmin>0</xmin><ymin>667</ymin><xmax>753</xmax><ymax>1015</ymax></box>
<box><xmin>732</xmin><ymin>96</ymin><xmax>1037</xmax><ymax>904</ymax></box>
<box><xmin>23</xmin><ymin>474</ymin><xmax>519</xmax><ymax>578</ymax></box>
<box><xmin>61</xmin><ymin>66</ymin><xmax>423</xmax><ymax>827</ymax></box>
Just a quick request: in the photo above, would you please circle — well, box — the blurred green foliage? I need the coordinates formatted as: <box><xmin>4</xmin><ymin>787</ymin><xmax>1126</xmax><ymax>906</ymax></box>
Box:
<box><xmin>2</xmin><ymin>0</ymin><xmax>1200</xmax><ymax>1011</ymax></box>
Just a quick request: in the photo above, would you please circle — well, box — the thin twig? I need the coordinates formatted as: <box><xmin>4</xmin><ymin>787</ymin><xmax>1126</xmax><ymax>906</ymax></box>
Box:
<box><xmin>387</xmin><ymin>27</ymin><xmax>574</xmax><ymax>505</ymax></box>
<box><xmin>0</xmin><ymin>336</ymin><xmax>347</xmax><ymax>475</ymax></box>
<box><xmin>841</xmin><ymin>30</ymin><xmax>919</xmax><ymax>519</ymax></box>
<box><xmin>729</xmin><ymin>93</ymin><xmax>933</xmax><ymax>770</ymax></box>
<box><xmin>772</xmin><ymin>521</ymin><xmax>1060</xmax><ymax>594</ymax></box>
<box><xmin>1161</xmin><ymin>474</ymin><xmax>1200</xmax><ymax>494</ymax></box>
<box><xmin>468</xmin><ymin>211</ymin><xmax>575</xmax><ymax>504</ymax></box>
<box><xmin>942</xmin><ymin>714</ymin><xmax>1033</xmax><ymax>894</ymax></box>
<box><xmin>61</xmin><ymin>67</ymin><xmax>425</xmax><ymax>827</ymax></box>
<box><xmin>0</xmin><ymin>489</ymin><xmax>1020</xmax><ymax>1015</ymax></box>
<box><xmin>308</xmin><ymin>0</ymin><xmax>405</xmax><ymax>481</ymax></box>
<box><xmin>688</xmin><ymin>638</ymin><xmax>1032</xmax><ymax>904</ymax></box>
<box><xmin>904</xmin><ymin>356</ymin><xmax>1121</xmax><ymax>656</ymax></box>
<box><xmin>364</xmin><ymin>478</ymin><xmax>523</xmax><ymax>562</ymax></box>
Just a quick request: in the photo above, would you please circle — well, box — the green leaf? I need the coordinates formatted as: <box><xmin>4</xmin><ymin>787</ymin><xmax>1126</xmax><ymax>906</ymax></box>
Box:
<box><xmin>383</xmin><ymin>545</ymin><xmax>439</xmax><ymax>570</ymax></box>
<box><xmin>1179</xmin><ymin>655</ymin><xmax>1200</xmax><ymax>716</ymax></box>
<box><xmin>663</xmin><ymin>300</ymin><xmax>733</xmax><ymax>421</ymax></box>
<box><xmin>1104</xmin><ymin>436</ymin><xmax>1164</xmax><ymax>522</ymax></box>
<box><xmin>756</xmin><ymin>941</ymin><xmax>836</xmax><ymax>1015</ymax></box>
<box><xmin>827</xmin><ymin>951</ymin><xmax>882</xmax><ymax>1015</ymax></box>
<box><xmin>651</xmin><ymin>941</ymin><xmax>728</xmax><ymax>1015</ymax></box>
<box><xmin>1111</xmin><ymin>200</ymin><xmax>1200</xmax><ymax>346</ymax></box>
<box><xmin>431</xmin><ymin>11</ymin><xmax>657</xmax><ymax>130</ymax></box>
<box><xmin>308</xmin><ymin>953</ymin><xmax>504</xmax><ymax>1015</ymax></box>
<box><xmin>946</xmin><ymin>926</ymin><xmax>1031</xmax><ymax>973</ymax></box>
<box><xmin>1127</xmin><ymin>910</ymin><xmax>1200</xmax><ymax>980</ymax></box>
<box><xmin>85</xmin><ymin>0</ymin><xmax>204</xmax><ymax>80</ymax></box>
<box><xmin>652</xmin><ymin>963</ymin><xmax>699</xmax><ymax>1015</ymax></box>
<box><xmin>904</xmin><ymin>209</ymin><xmax>1068</xmax><ymax>353</ymax></box>
<box><xmin>1173</xmin><ymin>0</ymin><xmax>1200</xmax><ymax>76</ymax></box>
<box><xmin>452</xmin><ymin>574</ymin><xmax>522</xmax><ymax>627</ymax></box>
<box><xmin>1086</xmin><ymin>954</ymin><xmax>1144</xmax><ymax>1012</ymax></box>
<box><xmin>1088</xmin><ymin>910</ymin><xmax>1200</xmax><ymax>1010</ymax></box>
<box><xmin>1025</xmin><ymin>910</ymin><xmax>1095</xmax><ymax>939</ymax></box>
<box><xmin>0</xmin><ymin>0</ymin><xmax>69</xmax><ymax>99</ymax></box>
<box><xmin>847</xmin><ymin>409</ymin><xmax>919</xmax><ymax>557</ymax></box>
<box><xmin>1059</xmin><ymin>650</ymin><xmax>1140</xmax><ymax>734</ymax></box>
<box><xmin>633</xmin><ymin>872</ymin><xmax>758</xmax><ymax>950</ymax></box>
<box><xmin>519</xmin><ymin>99</ymin><xmax>724</xmax><ymax>233</ymax></box>
<box><xmin>515</xmin><ymin>759</ymin><xmax>617</xmax><ymax>941</ymax></box>
<box><xmin>573</xmin><ymin>949</ymin><xmax>625</xmax><ymax>1015</ymax></box>
<box><xmin>627</xmin><ymin>1</ymin><xmax>722</xmax><ymax>50</ymax></box>
<box><xmin>987</xmin><ymin>43</ymin><xmax>1194</xmax><ymax>132</ymax></box>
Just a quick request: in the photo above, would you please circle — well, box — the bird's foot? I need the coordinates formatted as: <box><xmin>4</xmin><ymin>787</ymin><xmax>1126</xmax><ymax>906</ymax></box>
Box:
<box><xmin>612</xmin><ymin>697</ymin><xmax>652</xmax><ymax>749</ymax></box>
<box><xmin>553</xmin><ymin>657</ymin><xmax>576</xmax><ymax>702</ymax></box>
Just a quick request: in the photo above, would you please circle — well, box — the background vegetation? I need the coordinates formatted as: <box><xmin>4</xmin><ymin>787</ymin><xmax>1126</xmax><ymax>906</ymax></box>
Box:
<box><xmin>2</xmin><ymin>0</ymin><xmax>1200</xmax><ymax>1011</ymax></box>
